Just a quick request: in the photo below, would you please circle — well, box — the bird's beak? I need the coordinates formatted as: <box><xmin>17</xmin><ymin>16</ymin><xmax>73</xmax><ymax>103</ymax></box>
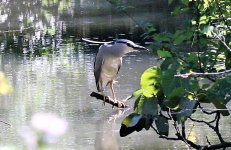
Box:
<box><xmin>133</xmin><ymin>44</ymin><xmax>149</xmax><ymax>51</ymax></box>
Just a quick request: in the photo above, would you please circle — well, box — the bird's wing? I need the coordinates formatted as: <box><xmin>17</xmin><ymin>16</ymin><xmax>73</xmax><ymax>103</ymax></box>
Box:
<box><xmin>116</xmin><ymin>58</ymin><xmax>122</xmax><ymax>76</ymax></box>
<box><xmin>94</xmin><ymin>51</ymin><xmax>104</xmax><ymax>92</ymax></box>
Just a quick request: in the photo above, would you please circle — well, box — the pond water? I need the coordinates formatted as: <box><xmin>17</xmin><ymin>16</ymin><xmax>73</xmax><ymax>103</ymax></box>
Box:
<box><xmin>0</xmin><ymin>0</ymin><xmax>230</xmax><ymax>150</ymax></box>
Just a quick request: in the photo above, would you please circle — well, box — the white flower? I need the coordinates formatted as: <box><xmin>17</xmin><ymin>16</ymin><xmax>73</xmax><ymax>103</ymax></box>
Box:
<box><xmin>31</xmin><ymin>113</ymin><xmax>68</xmax><ymax>144</ymax></box>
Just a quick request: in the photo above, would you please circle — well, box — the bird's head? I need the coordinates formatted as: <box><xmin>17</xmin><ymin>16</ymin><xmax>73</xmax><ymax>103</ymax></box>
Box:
<box><xmin>115</xmin><ymin>39</ymin><xmax>148</xmax><ymax>54</ymax></box>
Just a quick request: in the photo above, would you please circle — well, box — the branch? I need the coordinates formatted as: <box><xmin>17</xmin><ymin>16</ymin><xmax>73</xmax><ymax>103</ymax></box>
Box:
<box><xmin>90</xmin><ymin>92</ymin><xmax>128</xmax><ymax>108</ymax></box>
<box><xmin>214</xmin><ymin>112</ymin><xmax>224</xmax><ymax>143</ymax></box>
<box><xmin>153</xmin><ymin>112</ymin><xmax>231</xmax><ymax>149</ymax></box>
<box><xmin>189</xmin><ymin>117</ymin><xmax>215</xmax><ymax>130</ymax></box>
<box><xmin>175</xmin><ymin>69</ymin><xmax>231</xmax><ymax>78</ymax></box>
<box><xmin>189</xmin><ymin>112</ymin><xmax>225</xmax><ymax>144</ymax></box>
<box><xmin>198</xmin><ymin>103</ymin><xmax>218</xmax><ymax>115</ymax></box>
<box><xmin>182</xmin><ymin>122</ymin><xmax>186</xmax><ymax>139</ymax></box>
<box><xmin>205</xmin><ymin>142</ymin><xmax>231</xmax><ymax>150</ymax></box>
<box><xmin>212</xmin><ymin>31</ymin><xmax>231</xmax><ymax>52</ymax></box>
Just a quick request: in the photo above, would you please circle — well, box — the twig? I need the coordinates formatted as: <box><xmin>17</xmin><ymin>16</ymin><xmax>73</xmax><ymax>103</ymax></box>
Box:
<box><xmin>159</xmin><ymin>110</ymin><xmax>171</xmax><ymax>120</ymax></box>
<box><xmin>206</xmin><ymin>136</ymin><xmax>212</xmax><ymax>146</ymax></box>
<box><xmin>189</xmin><ymin>112</ymin><xmax>225</xmax><ymax>144</ymax></box>
<box><xmin>204</xmin><ymin>142</ymin><xmax>231</xmax><ymax>150</ymax></box>
<box><xmin>90</xmin><ymin>92</ymin><xmax>128</xmax><ymax>108</ymax></box>
<box><xmin>198</xmin><ymin>103</ymin><xmax>218</xmax><ymax>115</ymax></box>
<box><xmin>214</xmin><ymin>112</ymin><xmax>224</xmax><ymax>143</ymax></box>
<box><xmin>182</xmin><ymin>122</ymin><xmax>186</xmax><ymax>139</ymax></box>
<box><xmin>151</xmin><ymin>124</ymin><xmax>159</xmax><ymax>134</ymax></box>
<box><xmin>168</xmin><ymin>108</ymin><xmax>193</xmax><ymax>149</ymax></box>
<box><xmin>212</xmin><ymin>31</ymin><xmax>231</xmax><ymax>52</ymax></box>
<box><xmin>175</xmin><ymin>69</ymin><xmax>231</xmax><ymax>78</ymax></box>
<box><xmin>151</xmin><ymin>124</ymin><xmax>180</xmax><ymax>141</ymax></box>
<box><xmin>189</xmin><ymin>117</ymin><xmax>215</xmax><ymax>130</ymax></box>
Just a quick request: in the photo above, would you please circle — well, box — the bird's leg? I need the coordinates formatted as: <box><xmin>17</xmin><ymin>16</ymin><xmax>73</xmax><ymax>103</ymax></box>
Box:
<box><xmin>101</xmin><ymin>91</ymin><xmax>106</xmax><ymax>106</ymax></box>
<box><xmin>98</xmin><ymin>80</ymin><xmax>106</xmax><ymax>105</ymax></box>
<box><xmin>109</xmin><ymin>81</ymin><xmax>116</xmax><ymax>107</ymax></box>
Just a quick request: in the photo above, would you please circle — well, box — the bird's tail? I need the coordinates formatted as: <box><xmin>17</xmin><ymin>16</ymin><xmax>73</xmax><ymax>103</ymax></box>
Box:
<box><xmin>96</xmin><ymin>82</ymin><xmax>104</xmax><ymax>92</ymax></box>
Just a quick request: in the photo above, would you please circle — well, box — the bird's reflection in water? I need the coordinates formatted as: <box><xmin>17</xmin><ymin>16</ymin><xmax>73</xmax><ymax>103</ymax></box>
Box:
<box><xmin>94</xmin><ymin>109</ymin><xmax>130</xmax><ymax>150</ymax></box>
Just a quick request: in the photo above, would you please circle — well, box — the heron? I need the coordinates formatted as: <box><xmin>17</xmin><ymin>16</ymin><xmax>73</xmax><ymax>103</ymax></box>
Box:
<box><xmin>92</xmin><ymin>39</ymin><xmax>148</xmax><ymax>103</ymax></box>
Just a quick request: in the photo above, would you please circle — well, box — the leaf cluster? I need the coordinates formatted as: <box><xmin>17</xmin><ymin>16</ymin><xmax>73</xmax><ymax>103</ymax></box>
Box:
<box><xmin>120</xmin><ymin>0</ymin><xmax>231</xmax><ymax>148</ymax></box>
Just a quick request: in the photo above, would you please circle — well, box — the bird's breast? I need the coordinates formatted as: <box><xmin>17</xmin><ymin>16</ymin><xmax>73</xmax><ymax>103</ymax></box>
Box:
<box><xmin>101</xmin><ymin>57</ymin><xmax>122</xmax><ymax>78</ymax></box>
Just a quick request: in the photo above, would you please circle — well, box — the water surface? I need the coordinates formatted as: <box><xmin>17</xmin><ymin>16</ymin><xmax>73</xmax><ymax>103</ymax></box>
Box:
<box><xmin>0</xmin><ymin>0</ymin><xmax>230</xmax><ymax>149</ymax></box>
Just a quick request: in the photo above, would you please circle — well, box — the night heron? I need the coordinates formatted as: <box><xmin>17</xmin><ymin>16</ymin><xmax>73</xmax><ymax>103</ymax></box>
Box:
<box><xmin>91</xmin><ymin>39</ymin><xmax>148</xmax><ymax>102</ymax></box>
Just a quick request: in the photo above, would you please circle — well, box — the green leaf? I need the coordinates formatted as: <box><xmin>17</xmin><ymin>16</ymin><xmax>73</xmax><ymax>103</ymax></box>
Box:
<box><xmin>209</xmin><ymin>76</ymin><xmax>231</xmax><ymax>104</ymax></box>
<box><xmin>143</xmin><ymin>86</ymin><xmax>156</xmax><ymax>97</ymax></box>
<box><xmin>181</xmin><ymin>0</ymin><xmax>189</xmax><ymax>6</ymax></box>
<box><xmin>154</xmin><ymin>33</ymin><xmax>172</xmax><ymax>42</ymax></box>
<box><xmin>168</xmin><ymin>87</ymin><xmax>185</xmax><ymax>100</ymax></box>
<box><xmin>199</xmin><ymin>16</ymin><xmax>209</xmax><ymax>25</ymax></box>
<box><xmin>134</xmin><ymin>95</ymin><xmax>158</xmax><ymax>115</ymax></box>
<box><xmin>122</xmin><ymin>113</ymin><xmax>142</xmax><ymax>127</ymax></box>
<box><xmin>0</xmin><ymin>72</ymin><xmax>13</xmax><ymax>95</ymax></box>
<box><xmin>147</xmin><ymin>26</ymin><xmax>156</xmax><ymax>34</ymax></box>
<box><xmin>209</xmin><ymin>96</ymin><xmax>230</xmax><ymax>116</ymax></box>
<box><xmin>164</xmin><ymin>87</ymin><xmax>185</xmax><ymax>108</ymax></box>
<box><xmin>173</xmin><ymin>30</ymin><xmax>187</xmax><ymax>45</ymax></box>
<box><xmin>197</xmin><ymin>90</ymin><xmax>211</xmax><ymax>103</ymax></box>
<box><xmin>185</xmin><ymin>53</ymin><xmax>199</xmax><ymax>68</ymax></box>
<box><xmin>155</xmin><ymin>116</ymin><xmax>169</xmax><ymax>136</ymax></box>
<box><xmin>161</xmin><ymin>69</ymin><xmax>178</xmax><ymax>96</ymax></box>
<box><xmin>160</xmin><ymin>57</ymin><xmax>180</xmax><ymax>71</ymax></box>
<box><xmin>157</xmin><ymin>49</ymin><xmax>172</xmax><ymax>58</ymax></box>
<box><xmin>165</xmin><ymin>87</ymin><xmax>185</xmax><ymax>108</ymax></box>
<box><xmin>168</xmin><ymin>0</ymin><xmax>173</xmax><ymax>5</ymax></box>
<box><xmin>201</xmin><ymin>25</ymin><xmax>214</xmax><ymax>37</ymax></box>
<box><xmin>174</xmin><ymin>98</ymin><xmax>197</xmax><ymax>123</ymax></box>
<box><xmin>130</xmin><ymin>89</ymin><xmax>143</xmax><ymax>99</ymax></box>
<box><xmin>225</xmin><ymin>76</ymin><xmax>231</xmax><ymax>84</ymax></box>
<box><xmin>141</xmin><ymin>67</ymin><xmax>161</xmax><ymax>88</ymax></box>
<box><xmin>172</xmin><ymin>6</ymin><xmax>181</xmax><ymax>15</ymax></box>
<box><xmin>140</xmin><ymin>67</ymin><xmax>161</xmax><ymax>96</ymax></box>
<box><xmin>134</xmin><ymin>95</ymin><xmax>142</xmax><ymax>111</ymax></box>
<box><xmin>179</xmin><ymin>98</ymin><xmax>197</xmax><ymax>116</ymax></box>
<box><xmin>120</xmin><ymin>116</ymin><xmax>147</xmax><ymax>137</ymax></box>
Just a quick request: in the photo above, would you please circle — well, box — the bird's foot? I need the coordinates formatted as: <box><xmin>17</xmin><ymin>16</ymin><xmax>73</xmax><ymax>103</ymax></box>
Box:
<box><xmin>112</xmin><ymin>98</ymin><xmax>117</xmax><ymax>109</ymax></box>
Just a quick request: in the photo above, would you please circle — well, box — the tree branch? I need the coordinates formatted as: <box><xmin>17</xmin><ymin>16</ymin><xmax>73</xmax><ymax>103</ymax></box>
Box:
<box><xmin>212</xmin><ymin>31</ymin><xmax>231</xmax><ymax>52</ymax></box>
<box><xmin>175</xmin><ymin>69</ymin><xmax>231</xmax><ymax>78</ymax></box>
<box><xmin>90</xmin><ymin>92</ymin><xmax>128</xmax><ymax>108</ymax></box>
<box><xmin>214</xmin><ymin>112</ymin><xmax>224</xmax><ymax>143</ymax></box>
<box><xmin>198</xmin><ymin>103</ymin><xmax>218</xmax><ymax>115</ymax></box>
<box><xmin>204</xmin><ymin>142</ymin><xmax>231</xmax><ymax>150</ymax></box>
<box><xmin>189</xmin><ymin>112</ymin><xmax>225</xmax><ymax>145</ymax></box>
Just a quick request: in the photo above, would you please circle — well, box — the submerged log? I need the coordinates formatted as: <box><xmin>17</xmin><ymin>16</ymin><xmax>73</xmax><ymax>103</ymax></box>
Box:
<box><xmin>90</xmin><ymin>92</ymin><xmax>128</xmax><ymax>108</ymax></box>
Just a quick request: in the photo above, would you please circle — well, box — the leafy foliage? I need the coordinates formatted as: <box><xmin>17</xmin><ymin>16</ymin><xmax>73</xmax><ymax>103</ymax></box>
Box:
<box><xmin>0</xmin><ymin>72</ymin><xmax>13</xmax><ymax>95</ymax></box>
<box><xmin>120</xmin><ymin>0</ymin><xmax>231</xmax><ymax>149</ymax></box>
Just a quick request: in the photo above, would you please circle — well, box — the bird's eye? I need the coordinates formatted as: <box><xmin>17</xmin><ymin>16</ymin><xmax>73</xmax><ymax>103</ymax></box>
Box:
<box><xmin>126</xmin><ymin>43</ymin><xmax>132</xmax><ymax>47</ymax></box>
